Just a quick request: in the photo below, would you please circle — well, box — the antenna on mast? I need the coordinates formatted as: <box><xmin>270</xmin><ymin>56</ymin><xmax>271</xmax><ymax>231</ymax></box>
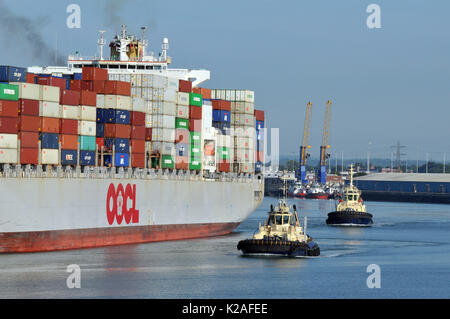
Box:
<box><xmin>141</xmin><ymin>26</ymin><xmax>148</xmax><ymax>59</ymax></box>
<box><xmin>98</xmin><ymin>30</ymin><xmax>106</xmax><ymax>60</ymax></box>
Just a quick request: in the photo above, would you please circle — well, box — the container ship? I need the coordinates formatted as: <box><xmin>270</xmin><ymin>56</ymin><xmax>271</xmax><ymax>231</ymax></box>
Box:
<box><xmin>0</xmin><ymin>26</ymin><xmax>265</xmax><ymax>253</ymax></box>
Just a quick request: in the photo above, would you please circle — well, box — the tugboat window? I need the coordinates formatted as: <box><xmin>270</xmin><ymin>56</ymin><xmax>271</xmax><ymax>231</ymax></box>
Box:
<box><xmin>283</xmin><ymin>216</ymin><xmax>289</xmax><ymax>225</ymax></box>
<box><xmin>276</xmin><ymin>215</ymin><xmax>282</xmax><ymax>225</ymax></box>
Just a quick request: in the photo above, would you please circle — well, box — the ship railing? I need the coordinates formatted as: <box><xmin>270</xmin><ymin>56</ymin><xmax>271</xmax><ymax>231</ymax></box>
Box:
<box><xmin>0</xmin><ymin>165</ymin><xmax>262</xmax><ymax>182</ymax></box>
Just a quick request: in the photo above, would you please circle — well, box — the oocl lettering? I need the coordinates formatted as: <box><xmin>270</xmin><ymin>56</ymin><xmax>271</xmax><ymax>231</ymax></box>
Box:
<box><xmin>106</xmin><ymin>183</ymin><xmax>139</xmax><ymax>225</ymax></box>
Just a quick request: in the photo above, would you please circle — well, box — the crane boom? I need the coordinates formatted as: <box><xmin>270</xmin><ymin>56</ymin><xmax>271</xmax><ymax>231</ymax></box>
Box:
<box><xmin>299</xmin><ymin>102</ymin><xmax>312</xmax><ymax>184</ymax></box>
<box><xmin>319</xmin><ymin>100</ymin><xmax>332</xmax><ymax>184</ymax></box>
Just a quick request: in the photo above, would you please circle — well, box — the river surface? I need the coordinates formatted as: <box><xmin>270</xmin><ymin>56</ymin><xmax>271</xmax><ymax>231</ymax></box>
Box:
<box><xmin>0</xmin><ymin>197</ymin><xmax>449</xmax><ymax>299</ymax></box>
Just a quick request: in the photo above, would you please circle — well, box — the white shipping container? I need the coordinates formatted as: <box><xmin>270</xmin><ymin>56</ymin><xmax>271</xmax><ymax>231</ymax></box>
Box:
<box><xmin>104</xmin><ymin>95</ymin><xmax>132</xmax><ymax>110</ymax></box>
<box><xmin>41</xmin><ymin>149</ymin><xmax>59</xmax><ymax>165</ymax></box>
<box><xmin>108</xmin><ymin>74</ymin><xmax>119</xmax><ymax>81</ymax></box>
<box><xmin>39</xmin><ymin>101</ymin><xmax>60</xmax><ymax>118</ymax></box>
<box><xmin>96</xmin><ymin>95</ymin><xmax>105</xmax><ymax>108</ymax></box>
<box><xmin>153</xmin><ymin>101</ymin><xmax>176</xmax><ymax>116</ymax></box>
<box><xmin>142</xmin><ymin>75</ymin><xmax>153</xmax><ymax>88</ymax></box>
<box><xmin>152</xmin><ymin>115</ymin><xmax>175</xmax><ymax>128</ymax></box>
<box><xmin>61</xmin><ymin>105</ymin><xmax>80</xmax><ymax>120</ymax></box>
<box><xmin>202</xmin><ymin>104</ymin><xmax>212</xmax><ymax>130</ymax></box>
<box><xmin>80</xmin><ymin>106</ymin><xmax>97</xmax><ymax>121</ymax></box>
<box><xmin>176</xmin><ymin>104</ymin><xmax>189</xmax><ymax>119</ymax></box>
<box><xmin>0</xmin><ymin>134</ymin><xmax>18</xmax><ymax>149</ymax></box>
<box><xmin>162</xmin><ymin>89</ymin><xmax>176</xmax><ymax>103</ymax></box>
<box><xmin>145</xmin><ymin>100</ymin><xmax>153</xmax><ymax>114</ymax></box>
<box><xmin>145</xmin><ymin>114</ymin><xmax>152</xmax><ymax>128</ymax></box>
<box><xmin>78</xmin><ymin>120</ymin><xmax>96</xmax><ymax>136</ymax></box>
<box><xmin>243</xmin><ymin>102</ymin><xmax>255</xmax><ymax>115</ymax></box>
<box><xmin>17</xmin><ymin>83</ymin><xmax>39</xmax><ymax>100</ymax></box>
<box><xmin>119</xmin><ymin>74</ymin><xmax>131</xmax><ymax>83</ymax></box>
<box><xmin>236</xmin><ymin>148</ymin><xmax>254</xmax><ymax>163</ymax></box>
<box><xmin>131</xmin><ymin>87</ymin><xmax>143</xmax><ymax>99</ymax></box>
<box><xmin>176</xmin><ymin>92</ymin><xmax>189</xmax><ymax>106</ymax></box>
<box><xmin>39</xmin><ymin>85</ymin><xmax>60</xmax><ymax>102</ymax></box>
<box><xmin>0</xmin><ymin>148</ymin><xmax>18</xmax><ymax>164</ymax></box>
<box><xmin>225</xmin><ymin>90</ymin><xmax>235</xmax><ymax>101</ymax></box>
<box><xmin>167</xmin><ymin>78</ymin><xmax>179</xmax><ymax>91</ymax></box>
<box><xmin>239</xmin><ymin>163</ymin><xmax>254</xmax><ymax>173</ymax></box>
<box><xmin>152</xmin><ymin>128</ymin><xmax>175</xmax><ymax>143</ymax></box>
<box><xmin>211</xmin><ymin>90</ymin><xmax>216</xmax><ymax>100</ymax></box>
<box><xmin>152</xmin><ymin>75</ymin><xmax>167</xmax><ymax>89</ymax></box>
<box><xmin>217</xmin><ymin>135</ymin><xmax>232</xmax><ymax>148</ymax></box>
<box><xmin>237</xmin><ymin>137</ymin><xmax>254</xmax><ymax>149</ymax></box>
<box><xmin>132</xmin><ymin>98</ymin><xmax>146</xmax><ymax>112</ymax></box>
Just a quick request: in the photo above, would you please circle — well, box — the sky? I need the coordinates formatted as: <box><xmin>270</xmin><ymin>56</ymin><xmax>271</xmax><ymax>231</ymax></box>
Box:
<box><xmin>0</xmin><ymin>0</ymin><xmax>449</xmax><ymax>162</ymax></box>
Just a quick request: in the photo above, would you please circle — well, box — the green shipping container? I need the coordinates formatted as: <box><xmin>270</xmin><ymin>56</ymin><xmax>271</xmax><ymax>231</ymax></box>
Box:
<box><xmin>175</xmin><ymin>118</ymin><xmax>189</xmax><ymax>130</ymax></box>
<box><xmin>218</xmin><ymin>147</ymin><xmax>230</xmax><ymax>160</ymax></box>
<box><xmin>190</xmin><ymin>144</ymin><xmax>201</xmax><ymax>159</ymax></box>
<box><xmin>0</xmin><ymin>83</ymin><xmax>19</xmax><ymax>101</ymax></box>
<box><xmin>189</xmin><ymin>93</ymin><xmax>203</xmax><ymax>107</ymax></box>
<box><xmin>161</xmin><ymin>155</ymin><xmax>175</xmax><ymax>169</ymax></box>
<box><xmin>189</xmin><ymin>157</ymin><xmax>202</xmax><ymax>170</ymax></box>
<box><xmin>190</xmin><ymin>132</ymin><xmax>201</xmax><ymax>146</ymax></box>
<box><xmin>78</xmin><ymin>135</ymin><xmax>96</xmax><ymax>151</ymax></box>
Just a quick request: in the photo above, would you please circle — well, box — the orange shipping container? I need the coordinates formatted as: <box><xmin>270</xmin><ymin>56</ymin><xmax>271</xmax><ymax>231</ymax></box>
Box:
<box><xmin>131</xmin><ymin>152</ymin><xmax>145</xmax><ymax>168</ymax></box>
<box><xmin>104</xmin><ymin>123</ymin><xmax>131</xmax><ymax>139</ymax></box>
<box><xmin>104</xmin><ymin>81</ymin><xmax>131</xmax><ymax>96</ymax></box>
<box><xmin>192</xmin><ymin>87</ymin><xmax>211</xmax><ymax>100</ymax></box>
<box><xmin>40</xmin><ymin>117</ymin><xmax>60</xmax><ymax>133</ymax></box>
<box><xmin>60</xmin><ymin>134</ymin><xmax>78</xmax><ymax>150</ymax></box>
<box><xmin>130</xmin><ymin>139</ymin><xmax>145</xmax><ymax>154</ymax></box>
<box><xmin>79</xmin><ymin>90</ymin><xmax>97</xmax><ymax>106</ymax></box>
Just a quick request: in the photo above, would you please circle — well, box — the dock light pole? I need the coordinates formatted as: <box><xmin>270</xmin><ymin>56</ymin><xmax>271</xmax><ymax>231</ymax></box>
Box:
<box><xmin>367</xmin><ymin>141</ymin><xmax>372</xmax><ymax>173</ymax></box>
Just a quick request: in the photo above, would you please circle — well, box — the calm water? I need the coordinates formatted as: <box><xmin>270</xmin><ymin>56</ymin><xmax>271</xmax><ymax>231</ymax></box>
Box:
<box><xmin>0</xmin><ymin>198</ymin><xmax>449</xmax><ymax>299</ymax></box>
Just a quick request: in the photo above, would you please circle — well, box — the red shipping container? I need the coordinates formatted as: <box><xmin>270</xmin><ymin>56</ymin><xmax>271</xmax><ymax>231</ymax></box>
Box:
<box><xmin>0</xmin><ymin>100</ymin><xmax>19</xmax><ymax>118</ymax></box>
<box><xmin>60</xmin><ymin>90</ymin><xmax>80</xmax><ymax>106</ymax></box>
<box><xmin>41</xmin><ymin>117</ymin><xmax>60</xmax><ymax>133</ymax></box>
<box><xmin>131</xmin><ymin>139</ymin><xmax>145</xmax><ymax>154</ymax></box>
<box><xmin>131</xmin><ymin>152</ymin><xmax>145</xmax><ymax>168</ymax></box>
<box><xmin>20</xmin><ymin>148</ymin><xmax>39</xmax><ymax>165</ymax></box>
<box><xmin>130</xmin><ymin>111</ymin><xmax>145</xmax><ymax>126</ymax></box>
<box><xmin>175</xmin><ymin>129</ymin><xmax>189</xmax><ymax>144</ymax></box>
<box><xmin>175</xmin><ymin>156</ymin><xmax>189</xmax><ymax>170</ymax></box>
<box><xmin>192</xmin><ymin>87</ymin><xmax>211</xmax><ymax>100</ymax></box>
<box><xmin>218</xmin><ymin>162</ymin><xmax>231</xmax><ymax>172</ymax></box>
<box><xmin>104</xmin><ymin>81</ymin><xmax>131</xmax><ymax>96</ymax></box>
<box><xmin>60</xmin><ymin>119</ymin><xmax>78</xmax><ymax>135</ymax></box>
<box><xmin>145</xmin><ymin>128</ymin><xmax>152</xmax><ymax>141</ymax></box>
<box><xmin>37</xmin><ymin>77</ymin><xmax>67</xmax><ymax>90</ymax></box>
<box><xmin>0</xmin><ymin>116</ymin><xmax>18</xmax><ymax>134</ymax></box>
<box><xmin>70</xmin><ymin>80</ymin><xmax>82</xmax><ymax>91</ymax></box>
<box><xmin>189</xmin><ymin>105</ymin><xmax>202</xmax><ymax>119</ymax></box>
<box><xmin>60</xmin><ymin>134</ymin><xmax>78</xmax><ymax>150</ymax></box>
<box><xmin>131</xmin><ymin>125</ymin><xmax>145</xmax><ymax>140</ymax></box>
<box><xmin>26</xmin><ymin>73</ymin><xmax>38</xmax><ymax>84</ymax></box>
<box><xmin>80</xmin><ymin>81</ymin><xmax>92</xmax><ymax>91</ymax></box>
<box><xmin>96</xmin><ymin>137</ymin><xmax>104</xmax><ymax>151</ymax></box>
<box><xmin>79</xmin><ymin>90</ymin><xmax>97</xmax><ymax>106</ymax></box>
<box><xmin>104</xmin><ymin>124</ymin><xmax>131</xmax><ymax>139</ymax></box>
<box><xmin>212</xmin><ymin>100</ymin><xmax>231</xmax><ymax>111</ymax></box>
<box><xmin>88</xmin><ymin>80</ymin><xmax>106</xmax><ymax>94</ymax></box>
<box><xmin>257</xmin><ymin>151</ymin><xmax>264</xmax><ymax>162</ymax></box>
<box><xmin>254</xmin><ymin>110</ymin><xmax>265</xmax><ymax>121</ymax></box>
<box><xmin>179</xmin><ymin>80</ymin><xmax>192</xmax><ymax>93</ymax></box>
<box><xmin>82</xmin><ymin>67</ymin><xmax>108</xmax><ymax>81</ymax></box>
<box><xmin>19</xmin><ymin>132</ymin><xmax>39</xmax><ymax>148</ymax></box>
<box><xmin>19</xmin><ymin>116</ymin><xmax>40</xmax><ymax>132</ymax></box>
<box><xmin>189</xmin><ymin>119</ymin><xmax>202</xmax><ymax>132</ymax></box>
<box><xmin>18</xmin><ymin>99</ymin><xmax>39</xmax><ymax>116</ymax></box>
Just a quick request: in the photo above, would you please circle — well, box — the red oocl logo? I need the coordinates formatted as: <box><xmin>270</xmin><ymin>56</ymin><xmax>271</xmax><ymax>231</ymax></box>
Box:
<box><xmin>106</xmin><ymin>183</ymin><xmax>139</xmax><ymax>225</ymax></box>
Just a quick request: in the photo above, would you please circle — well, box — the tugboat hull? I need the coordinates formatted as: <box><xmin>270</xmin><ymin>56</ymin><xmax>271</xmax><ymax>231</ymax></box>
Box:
<box><xmin>326</xmin><ymin>211</ymin><xmax>373</xmax><ymax>226</ymax></box>
<box><xmin>237</xmin><ymin>239</ymin><xmax>320</xmax><ymax>257</ymax></box>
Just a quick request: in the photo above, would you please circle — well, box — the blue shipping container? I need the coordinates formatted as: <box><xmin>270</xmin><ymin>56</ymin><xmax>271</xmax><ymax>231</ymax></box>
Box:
<box><xmin>105</xmin><ymin>138</ymin><xmax>129</xmax><ymax>153</ymax></box>
<box><xmin>103</xmin><ymin>155</ymin><xmax>113</xmax><ymax>167</ymax></box>
<box><xmin>80</xmin><ymin>151</ymin><xmax>95</xmax><ymax>166</ymax></box>
<box><xmin>115</xmin><ymin>109</ymin><xmax>130</xmax><ymax>125</ymax></box>
<box><xmin>73</xmin><ymin>73</ymin><xmax>83</xmax><ymax>80</ymax></box>
<box><xmin>40</xmin><ymin>133</ymin><xmax>59</xmax><ymax>149</ymax></box>
<box><xmin>257</xmin><ymin>130</ymin><xmax>264</xmax><ymax>141</ymax></box>
<box><xmin>96</xmin><ymin>123</ymin><xmax>105</xmax><ymax>137</ymax></box>
<box><xmin>61</xmin><ymin>150</ymin><xmax>78</xmax><ymax>165</ymax></box>
<box><xmin>212</xmin><ymin>110</ymin><xmax>221</xmax><ymax>122</ymax></box>
<box><xmin>115</xmin><ymin>153</ymin><xmax>130</xmax><ymax>167</ymax></box>
<box><xmin>220</xmin><ymin>110</ymin><xmax>231</xmax><ymax>123</ymax></box>
<box><xmin>103</xmin><ymin>109</ymin><xmax>116</xmax><ymax>123</ymax></box>
<box><xmin>0</xmin><ymin>65</ymin><xmax>27</xmax><ymax>82</ymax></box>
<box><xmin>256</xmin><ymin>120</ymin><xmax>264</xmax><ymax>130</ymax></box>
<box><xmin>96</xmin><ymin>109</ymin><xmax>105</xmax><ymax>123</ymax></box>
<box><xmin>255</xmin><ymin>161</ymin><xmax>263</xmax><ymax>173</ymax></box>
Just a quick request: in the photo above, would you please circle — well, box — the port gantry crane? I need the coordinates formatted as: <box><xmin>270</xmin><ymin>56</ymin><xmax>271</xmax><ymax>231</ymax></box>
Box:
<box><xmin>298</xmin><ymin>102</ymin><xmax>313</xmax><ymax>184</ymax></box>
<box><xmin>318</xmin><ymin>100</ymin><xmax>332</xmax><ymax>184</ymax></box>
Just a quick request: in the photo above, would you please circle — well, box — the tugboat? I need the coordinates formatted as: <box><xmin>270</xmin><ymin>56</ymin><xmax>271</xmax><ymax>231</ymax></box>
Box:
<box><xmin>306</xmin><ymin>183</ymin><xmax>329</xmax><ymax>200</ymax></box>
<box><xmin>237</xmin><ymin>174</ymin><xmax>320</xmax><ymax>257</ymax></box>
<box><xmin>326</xmin><ymin>165</ymin><xmax>373</xmax><ymax>226</ymax></box>
<box><xmin>292</xmin><ymin>181</ymin><xmax>307</xmax><ymax>198</ymax></box>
